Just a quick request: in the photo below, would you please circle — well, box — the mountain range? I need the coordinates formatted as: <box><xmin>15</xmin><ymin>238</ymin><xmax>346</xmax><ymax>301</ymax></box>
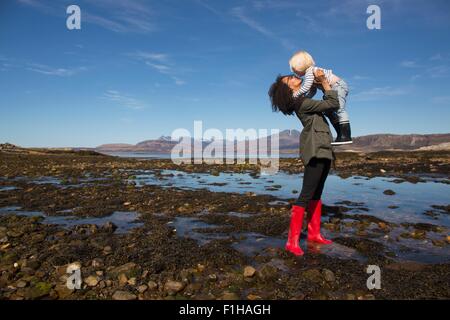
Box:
<box><xmin>95</xmin><ymin>131</ymin><xmax>450</xmax><ymax>154</ymax></box>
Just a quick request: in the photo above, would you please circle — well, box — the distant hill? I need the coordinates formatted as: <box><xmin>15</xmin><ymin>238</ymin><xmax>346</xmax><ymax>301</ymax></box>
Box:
<box><xmin>95</xmin><ymin>132</ymin><xmax>450</xmax><ymax>154</ymax></box>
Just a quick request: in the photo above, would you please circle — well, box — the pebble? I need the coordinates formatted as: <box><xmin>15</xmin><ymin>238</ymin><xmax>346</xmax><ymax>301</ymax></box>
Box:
<box><xmin>147</xmin><ymin>281</ymin><xmax>158</xmax><ymax>291</ymax></box>
<box><xmin>138</xmin><ymin>285</ymin><xmax>148</xmax><ymax>293</ymax></box>
<box><xmin>84</xmin><ymin>275</ymin><xmax>99</xmax><ymax>287</ymax></box>
<box><xmin>244</xmin><ymin>266</ymin><xmax>256</xmax><ymax>278</ymax></box>
<box><xmin>220</xmin><ymin>291</ymin><xmax>240</xmax><ymax>300</ymax></box>
<box><xmin>247</xmin><ymin>294</ymin><xmax>262</xmax><ymax>300</ymax></box>
<box><xmin>92</xmin><ymin>258</ymin><xmax>104</xmax><ymax>268</ymax></box>
<box><xmin>322</xmin><ymin>269</ymin><xmax>336</xmax><ymax>282</ymax></box>
<box><xmin>112</xmin><ymin>290</ymin><xmax>137</xmax><ymax>300</ymax></box>
<box><xmin>164</xmin><ymin>280</ymin><xmax>185</xmax><ymax>295</ymax></box>
<box><xmin>118</xmin><ymin>274</ymin><xmax>128</xmax><ymax>287</ymax></box>
<box><xmin>103</xmin><ymin>246</ymin><xmax>112</xmax><ymax>255</ymax></box>
<box><xmin>16</xmin><ymin>280</ymin><xmax>28</xmax><ymax>288</ymax></box>
<box><xmin>197</xmin><ymin>264</ymin><xmax>205</xmax><ymax>272</ymax></box>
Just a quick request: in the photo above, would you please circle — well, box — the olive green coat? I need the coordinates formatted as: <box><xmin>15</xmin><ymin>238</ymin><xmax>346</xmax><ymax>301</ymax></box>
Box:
<box><xmin>294</xmin><ymin>90</ymin><xmax>340</xmax><ymax>165</ymax></box>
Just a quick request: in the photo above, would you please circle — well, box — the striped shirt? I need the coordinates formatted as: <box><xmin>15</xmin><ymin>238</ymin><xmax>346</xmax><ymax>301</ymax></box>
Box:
<box><xmin>292</xmin><ymin>66</ymin><xmax>334</xmax><ymax>98</ymax></box>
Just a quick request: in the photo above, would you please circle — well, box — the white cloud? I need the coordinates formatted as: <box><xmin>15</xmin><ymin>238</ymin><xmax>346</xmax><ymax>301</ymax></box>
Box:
<box><xmin>352</xmin><ymin>86</ymin><xmax>409</xmax><ymax>101</ymax></box>
<box><xmin>103</xmin><ymin>90</ymin><xmax>147</xmax><ymax>110</ymax></box>
<box><xmin>27</xmin><ymin>63</ymin><xmax>87</xmax><ymax>76</ymax></box>
<box><xmin>400</xmin><ymin>60</ymin><xmax>420</xmax><ymax>68</ymax></box>
<box><xmin>18</xmin><ymin>0</ymin><xmax>155</xmax><ymax>34</ymax></box>
<box><xmin>352</xmin><ymin>75</ymin><xmax>372</xmax><ymax>80</ymax></box>
<box><xmin>230</xmin><ymin>6</ymin><xmax>293</xmax><ymax>49</ymax></box>
<box><xmin>129</xmin><ymin>51</ymin><xmax>186</xmax><ymax>85</ymax></box>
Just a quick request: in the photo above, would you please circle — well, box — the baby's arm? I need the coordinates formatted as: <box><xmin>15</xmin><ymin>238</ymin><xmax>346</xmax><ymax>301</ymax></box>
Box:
<box><xmin>293</xmin><ymin>67</ymin><xmax>314</xmax><ymax>98</ymax></box>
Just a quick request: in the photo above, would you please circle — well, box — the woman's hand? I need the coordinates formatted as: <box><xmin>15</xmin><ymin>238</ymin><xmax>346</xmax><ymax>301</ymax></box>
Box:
<box><xmin>314</xmin><ymin>69</ymin><xmax>331</xmax><ymax>92</ymax></box>
<box><xmin>314</xmin><ymin>69</ymin><xmax>326</xmax><ymax>82</ymax></box>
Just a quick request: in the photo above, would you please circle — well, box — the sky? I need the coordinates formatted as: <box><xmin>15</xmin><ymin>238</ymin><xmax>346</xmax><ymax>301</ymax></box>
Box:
<box><xmin>1</xmin><ymin>0</ymin><xmax>450</xmax><ymax>148</ymax></box>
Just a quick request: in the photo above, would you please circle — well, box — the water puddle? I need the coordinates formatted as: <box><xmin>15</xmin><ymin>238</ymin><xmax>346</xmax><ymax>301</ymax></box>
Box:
<box><xmin>2</xmin><ymin>176</ymin><xmax>110</xmax><ymax>189</ymax></box>
<box><xmin>167</xmin><ymin>215</ymin><xmax>366</xmax><ymax>261</ymax></box>
<box><xmin>0</xmin><ymin>186</ymin><xmax>18</xmax><ymax>192</ymax></box>
<box><xmin>0</xmin><ymin>207</ymin><xmax>143</xmax><ymax>234</ymax></box>
<box><xmin>131</xmin><ymin>170</ymin><xmax>450</xmax><ymax>228</ymax></box>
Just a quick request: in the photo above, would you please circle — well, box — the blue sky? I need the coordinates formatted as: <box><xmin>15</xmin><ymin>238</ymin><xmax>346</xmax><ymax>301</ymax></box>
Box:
<box><xmin>1</xmin><ymin>0</ymin><xmax>450</xmax><ymax>147</ymax></box>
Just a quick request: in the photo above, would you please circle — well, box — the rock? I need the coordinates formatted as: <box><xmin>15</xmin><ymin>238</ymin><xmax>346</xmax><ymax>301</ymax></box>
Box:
<box><xmin>112</xmin><ymin>290</ymin><xmax>137</xmax><ymax>300</ymax></box>
<box><xmin>103</xmin><ymin>246</ymin><xmax>112</xmax><ymax>255</ymax></box>
<box><xmin>110</xmin><ymin>262</ymin><xmax>139</xmax><ymax>278</ymax></box>
<box><xmin>197</xmin><ymin>264</ymin><xmax>205</xmax><ymax>272</ymax></box>
<box><xmin>127</xmin><ymin>277</ymin><xmax>137</xmax><ymax>286</ymax></box>
<box><xmin>84</xmin><ymin>275</ymin><xmax>99</xmax><ymax>287</ymax></box>
<box><xmin>164</xmin><ymin>280</ymin><xmax>185</xmax><ymax>295</ymax></box>
<box><xmin>432</xmin><ymin>239</ymin><xmax>446</xmax><ymax>247</ymax></box>
<box><xmin>91</xmin><ymin>258</ymin><xmax>104</xmax><ymax>268</ymax></box>
<box><xmin>322</xmin><ymin>269</ymin><xmax>336</xmax><ymax>282</ymax></box>
<box><xmin>346</xmin><ymin>293</ymin><xmax>356</xmax><ymax>300</ymax></box>
<box><xmin>208</xmin><ymin>274</ymin><xmax>218</xmax><ymax>282</ymax></box>
<box><xmin>180</xmin><ymin>269</ymin><xmax>193</xmax><ymax>283</ymax></box>
<box><xmin>380</xmin><ymin>169</ymin><xmax>386</xmax><ymax>173</ymax></box>
<box><xmin>138</xmin><ymin>285</ymin><xmax>148</xmax><ymax>293</ymax></box>
<box><xmin>118</xmin><ymin>274</ymin><xmax>128</xmax><ymax>287</ymax></box>
<box><xmin>247</xmin><ymin>294</ymin><xmax>262</xmax><ymax>300</ymax></box>
<box><xmin>257</xmin><ymin>264</ymin><xmax>278</xmax><ymax>281</ymax></box>
<box><xmin>220</xmin><ymin>291</ymin><xmax>240</xmax><ymax>300</ymax></box>
<box><xmin>243</xmin><ymin>266</ymin><xmax>256</xmax><ymax>278</ymax></box>
<box><xmin>55</xmin><ymin>284</ymin><xmax>73</xmax><ymax>299</ymax></box>
<box><xmin>184</xmin><ymin>283</ymin><xmax>202</xmax><ymax>296</ymax></box>
<box><xmin>101</xmin><ymin>222</ymin><xmax>117</xmax><ymax>233</ymax></box>
<box><xmin>16</xmin><ymin>280</ymin><xmax>28</xmax><ymax>288</ymax></box>
<box><xmin>147</xmin><ymin>281</ymin><xmax>158</xmax><ymax>291</ymax></box>
<box><xmin>383</xmin><ymin>189</ymin><xmax>396</xmax><ymax>196</ymax></box>
<box><xmin>26</xmin><ymin>282</ymin><xmax>52</xmax><ymax>299</ymax></box>
<box><xmin>303</xmin><ymin>269</ymin><xmax>323</xmax><ymax>283</ymax></box>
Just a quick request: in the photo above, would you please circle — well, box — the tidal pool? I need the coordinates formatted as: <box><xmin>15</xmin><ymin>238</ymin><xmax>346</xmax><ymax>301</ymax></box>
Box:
<box><xmin>0</xmin><ymin>207</ymin><xmax>143</xmax><ymax>234</ymax></box>
<box><xmin>132</xmin><ymin>170</ymin><xmax>450</xmax><ymax>228</ymax></box>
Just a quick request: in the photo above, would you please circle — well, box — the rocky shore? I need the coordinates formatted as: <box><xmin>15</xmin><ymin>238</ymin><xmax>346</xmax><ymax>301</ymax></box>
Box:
<box><xmin>0</xmin><ymin>150</ymin><xmax>449</xmax><ymax>300</ymax></box>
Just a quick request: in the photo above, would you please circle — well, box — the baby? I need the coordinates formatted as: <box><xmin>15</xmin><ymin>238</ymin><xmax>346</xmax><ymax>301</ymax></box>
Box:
<box><xmin>289</xmin><ymin>50</ymin><xmax>352</xmax><ymax>145</ymax></box>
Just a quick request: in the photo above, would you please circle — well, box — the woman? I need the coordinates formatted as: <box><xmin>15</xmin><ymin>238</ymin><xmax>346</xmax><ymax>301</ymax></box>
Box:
<box><xmin>268</xmin><ymin>70</ymin><xmax>340</xmax><ymax>256</ymax></box>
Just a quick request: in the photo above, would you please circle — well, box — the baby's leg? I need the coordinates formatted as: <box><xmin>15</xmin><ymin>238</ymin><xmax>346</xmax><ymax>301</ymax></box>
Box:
<box><xmin>333</xmin><ymin>80</ymin><xmax>350</xmax><ymax>124</ymax></box>
<box><xmin>331</xmin><ymin>80</ymin><xmax>352</xmax><ymax>144</ymax></box>
<box><xmin>324</xmin><ymin>110</ymin><xmax>340</xmax><ymax>135</ymax></box>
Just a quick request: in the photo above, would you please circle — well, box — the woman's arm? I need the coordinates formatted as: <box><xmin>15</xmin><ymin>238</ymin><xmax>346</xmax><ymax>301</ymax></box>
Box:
<box><xmin>294</xmin><ymin>69</ymin><xmax>339</xmax><ymax>113</ymax></box>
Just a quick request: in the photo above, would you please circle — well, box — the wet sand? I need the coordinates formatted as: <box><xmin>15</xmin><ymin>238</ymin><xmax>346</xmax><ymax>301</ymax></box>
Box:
<box><xmin>0</xmin><ymin>150</ymin><xmax>449</xmax><ymax>300</ymax></box>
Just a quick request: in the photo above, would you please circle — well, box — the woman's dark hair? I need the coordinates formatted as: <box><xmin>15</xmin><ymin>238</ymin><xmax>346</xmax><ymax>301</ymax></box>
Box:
<box><xmin>268</xmin><ymin>75</ymin><xmax>303</xmax><ymax>116</ymax></box>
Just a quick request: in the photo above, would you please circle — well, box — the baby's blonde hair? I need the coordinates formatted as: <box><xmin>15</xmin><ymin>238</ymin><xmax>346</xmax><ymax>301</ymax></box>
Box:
<box><xmin>289</xmin><ymin>51</ymin><xmax>315</xmax><ymax>73</ymax></box>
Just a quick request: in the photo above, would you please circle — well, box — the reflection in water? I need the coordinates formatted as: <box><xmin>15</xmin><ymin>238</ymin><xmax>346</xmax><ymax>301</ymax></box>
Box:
<box><xmin>168</xmin><ymin>215</ymin><xmax>366</xmax><ymax>262</ymax></box>
<box><xmin>0</xmin><ymin>207</ymin><xmax>143</xmax><ymax>234</ymax></box>
<box><xmin>132</xmin><ymin>170</ymin><xmax>450</xmax><ymax>227</ymax></box>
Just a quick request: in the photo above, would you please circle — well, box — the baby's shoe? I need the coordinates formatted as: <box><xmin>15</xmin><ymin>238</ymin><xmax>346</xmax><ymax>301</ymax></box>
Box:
<box><xmin>331</xmin><ymin>123</ymin><xmax>353</xmax><ymax>145</ymax></box>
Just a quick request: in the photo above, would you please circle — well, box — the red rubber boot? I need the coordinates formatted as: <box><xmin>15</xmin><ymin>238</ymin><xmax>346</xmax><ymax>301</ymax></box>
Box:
<box><xmin>285</xmin><ymin>205</ymin><xmax>305</xmax><ymax>256</ymax></box>
<box><xmin>307</xmin><ymin>200</ymin><xmax>332</xmax><ymax>244</ymax></box>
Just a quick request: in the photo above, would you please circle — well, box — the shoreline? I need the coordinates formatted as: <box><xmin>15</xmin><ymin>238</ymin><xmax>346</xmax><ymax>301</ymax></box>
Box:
<box><xmin>0</xmin><ymin>150</ymin><xmax>449</xmax><ymax>300</ymax></box>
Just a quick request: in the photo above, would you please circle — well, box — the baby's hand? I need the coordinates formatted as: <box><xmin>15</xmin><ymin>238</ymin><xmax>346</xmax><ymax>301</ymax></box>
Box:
<box><xmin>314</xmin><ymin>69</ymin><xmax>326</xmax><ymax>82</ymax></box>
